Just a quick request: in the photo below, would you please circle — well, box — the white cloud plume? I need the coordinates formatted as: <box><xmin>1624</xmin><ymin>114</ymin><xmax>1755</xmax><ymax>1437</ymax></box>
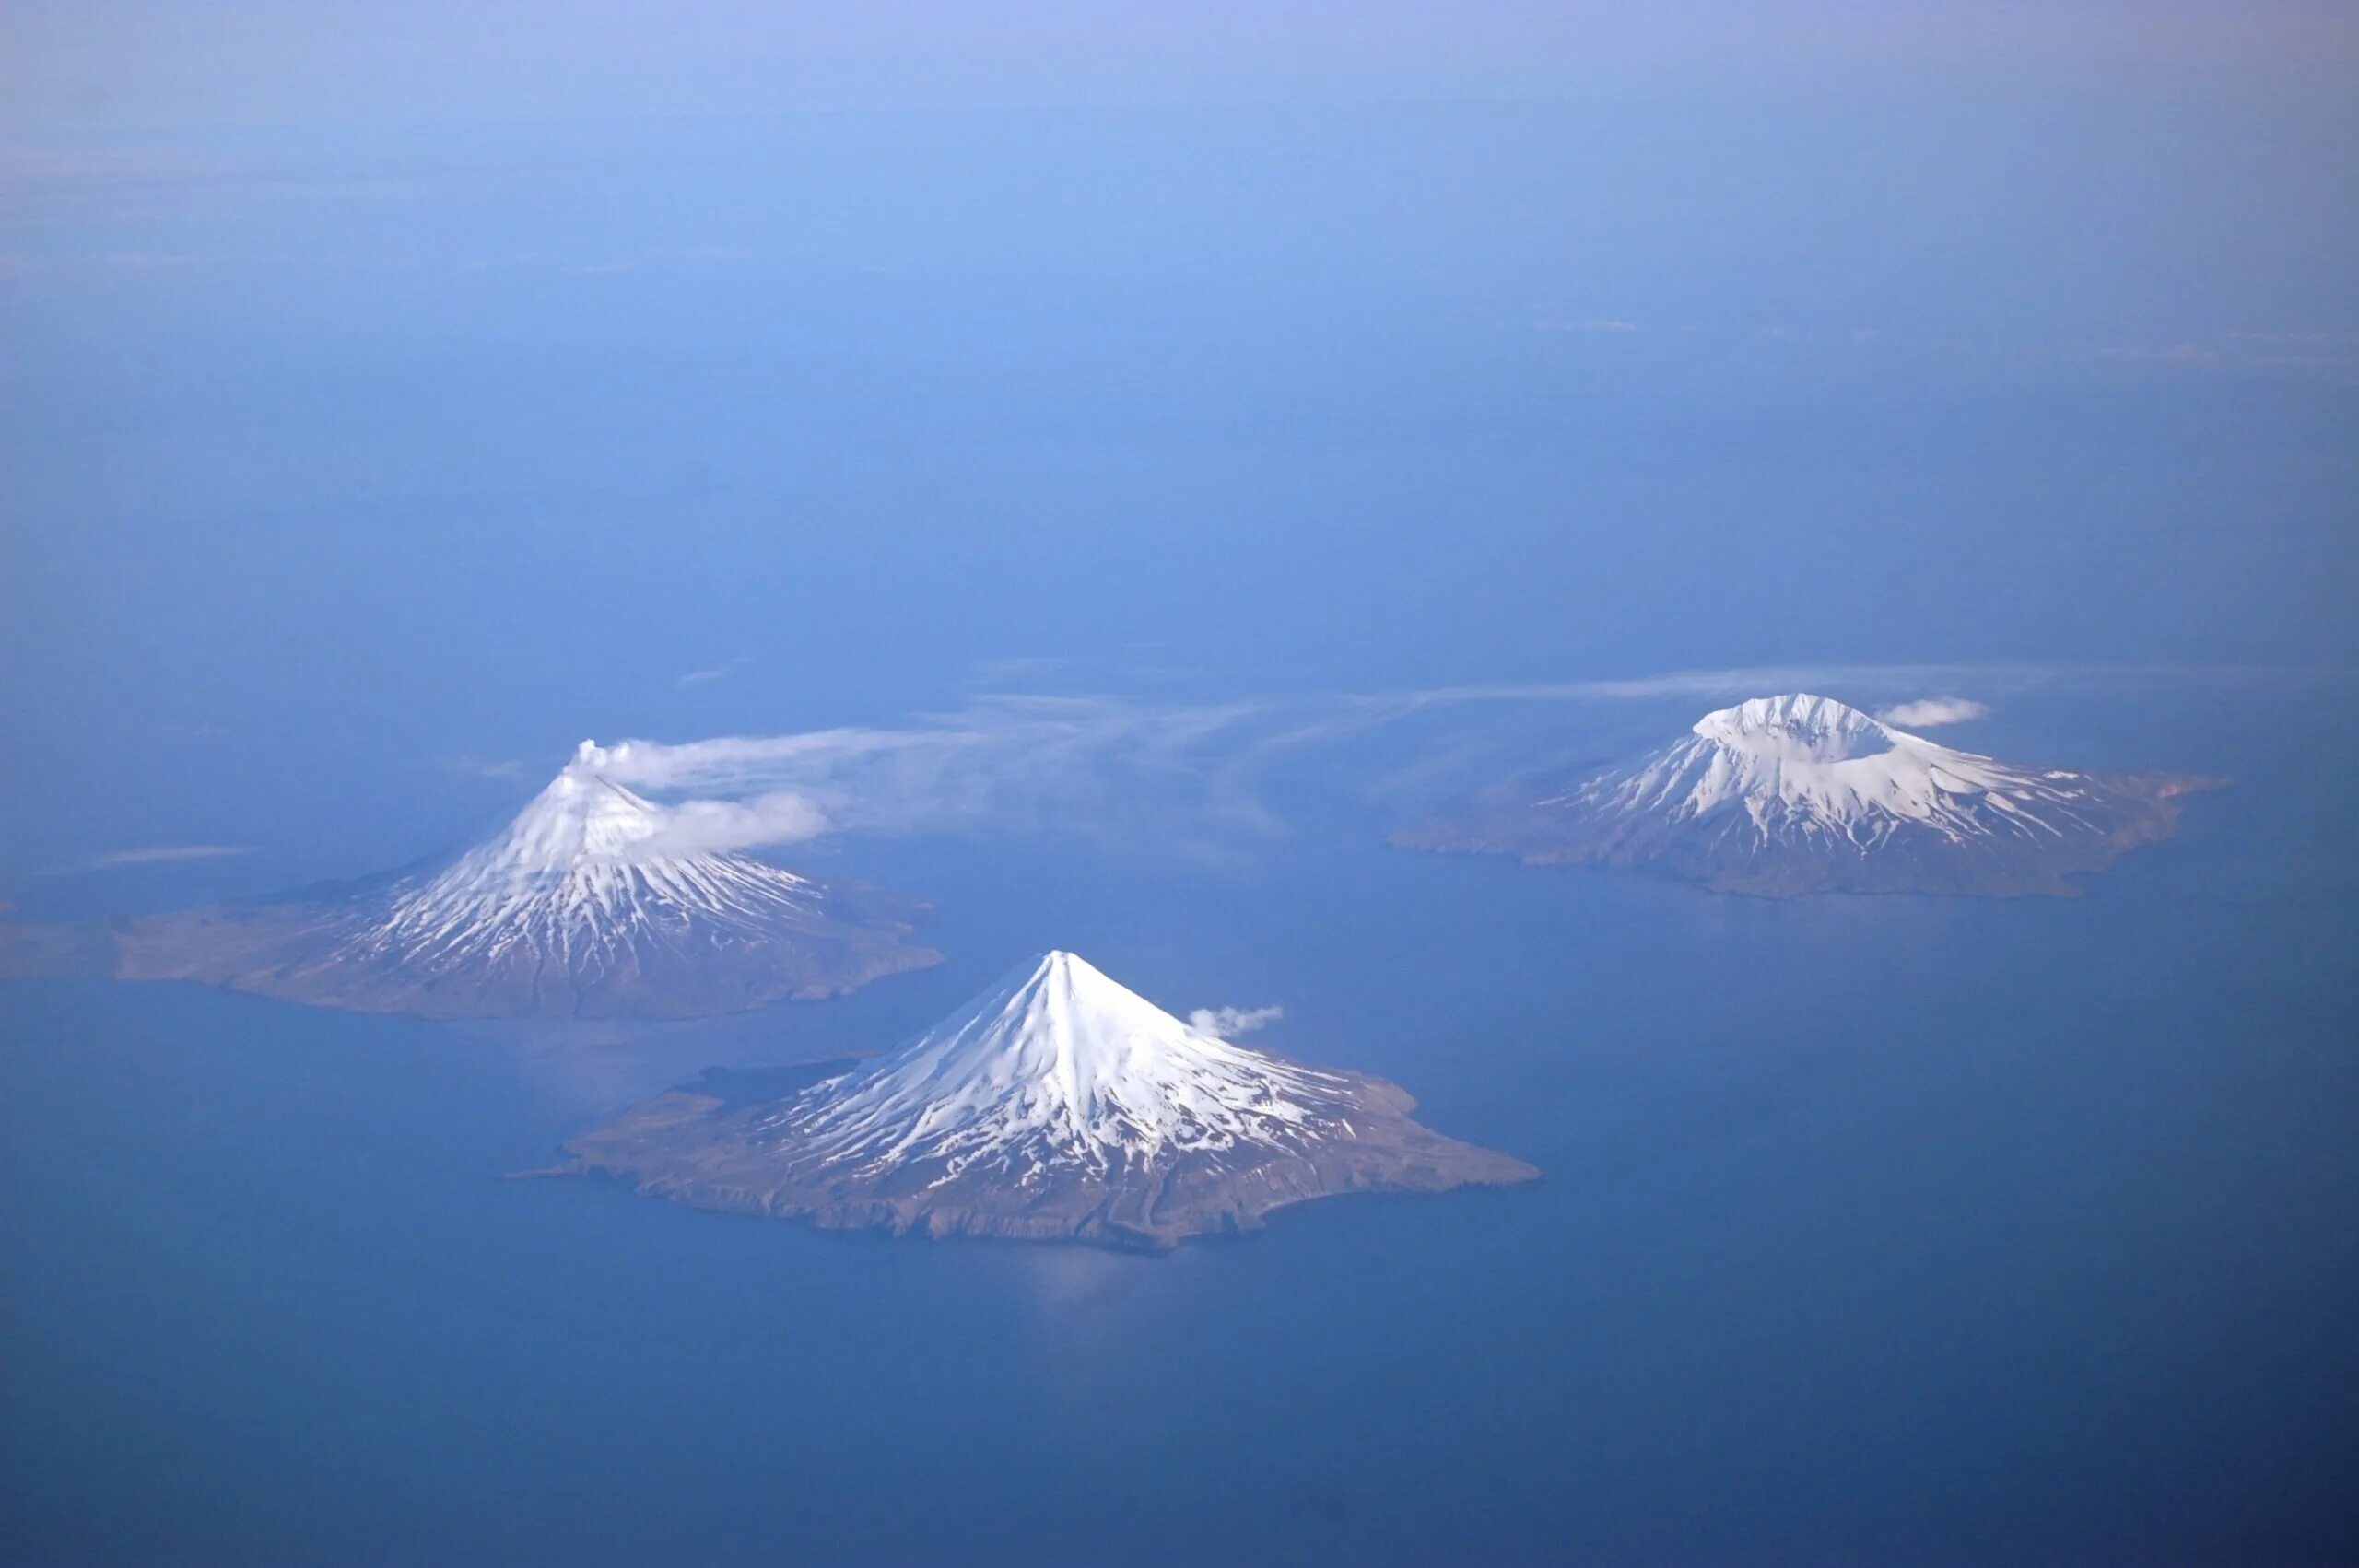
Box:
<box><xmin>632</xmin><ymin>791</ymin><xmax>831</xmax><ymax>858</ymax></box>
<box><xmin>83</xmin><ymin>844</ymin><xmax>254</xmax><ymax>870</ymax></box>
<box><xmin>1188</xmin><ymin>1004</ymin><xmax>1284</xmax><ymax>1037</ymax></box>
<box><xmin>1875</xmin><ymin>696</ymin><xmax>1991</xmax><ymax>729</ymax></box>
<box><xmin>545</xmin><ymin>664</ymin><xmax>2189</xmax><ymax>854</ymax></box>
<box><xmin>581</xmin><ymin>696</ymin><xmax>1288</xmax><ymax>848</ymax></box>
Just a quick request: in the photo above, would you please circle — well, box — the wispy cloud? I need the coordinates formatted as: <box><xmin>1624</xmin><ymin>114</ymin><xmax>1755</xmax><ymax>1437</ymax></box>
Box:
<box><xmin>676</xmin><ymin>656</ymin><xmax>752</xmax><ymax>690</ymax></box>
<box><xmin>441</xmin><ymin>755</ymin><xmax>530</xmax><ymax>782</ymax></box>
<box><xmin>1876</xmin><ymin>697</ymin><xmax>1990</xmax><ymax>729</ymax></box>
<box><xmin>0</xmin><ymin>148</ymin><xmax>218</xmax><ymax>191</ymax></box>
<box><xmin>1346</xmin><ymin>664</ymin><xmax>2056</xmax><ymax>715</ymax></box>
<box><xmin>574</xmin><ymin>670</ymin><xmax>1850</xmax><ymax>853</ymax></box>
<box><xmin>1188</xmin><ymin>1004</ymin><xmax>1284</xmax><ymax>1037</ymax></box>
<box><xmin>968</xmin><ymin>654</ymin><xmax>1070</xmax><ymax>686</ymax></box>
<box><xmin>81</xmin><ymin>844</ymin><xmax>255</xmax><ymax>871</ymax></box>
<box><xmin>1534</xmin><ymin>311</ymin><xmax>1642</xmax><ymax>334</ymax></box>
<box><xmin>553</xmin><ymin>663</ymin><xmax>2238</xmax><ymax>856</ymax></box>
<box><xmin>2073</xmin><ymin>329</ymin><xmax>2359</xmax><ymax>384</ymax></box>
<box><xmin>580</xmin><ymin>695</ymin><xmax>1286</xmax><ymax>850</ymax></box>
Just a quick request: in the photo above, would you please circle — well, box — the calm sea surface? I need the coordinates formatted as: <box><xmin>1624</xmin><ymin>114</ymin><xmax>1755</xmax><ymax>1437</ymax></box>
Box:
<box><xmin>6</xmin><ymin>695</ymin><xmax>2355</xmax><ymax>1565</ymax></box>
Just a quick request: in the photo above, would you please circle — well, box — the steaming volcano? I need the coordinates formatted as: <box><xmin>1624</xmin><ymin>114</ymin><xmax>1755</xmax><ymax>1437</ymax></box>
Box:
<box><xmin>111</xmin><ymin>743</ymin><xmax>938</xmax><ymax>1018</ymax></box>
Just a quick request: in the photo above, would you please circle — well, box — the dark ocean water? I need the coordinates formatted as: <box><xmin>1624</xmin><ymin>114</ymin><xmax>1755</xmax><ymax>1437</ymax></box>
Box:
<box><xmin>5</xmin><ymin>693</ymin><xmax>2356</xmax><ymax>1566</ymax></box>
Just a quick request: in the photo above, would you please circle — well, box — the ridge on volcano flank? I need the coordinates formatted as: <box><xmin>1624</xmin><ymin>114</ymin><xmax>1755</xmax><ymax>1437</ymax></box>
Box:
<box><xmin>109</xmin><ymin>741</ymin><xmax>938</xmax><ymax>1018</ymax></box>
<box><xmin>554</xmin><ymin>951</ymin><xmax>1539</xmax><ymax>1249</ymax></box>
<box><xmin>1395</xmin><ymin>694</ymin><xmax>2222</xmax><ymax>896</ymax></box>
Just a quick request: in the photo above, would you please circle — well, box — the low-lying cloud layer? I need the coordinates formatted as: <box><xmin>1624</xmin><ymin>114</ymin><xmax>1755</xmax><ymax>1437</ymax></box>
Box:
<box><xmin>1876</xmin><ymin>697</ymin><xmax>1991</xmax><ymax>728</ymax></box>
<box><xmin>83</xmin><ymin>844</ymin><xmax>255</xmax><ymax>870</ymax></box>
<box><xmin>628</xmin><ymin>791</ymin><xmax>832</xmax><ymax>859</ymax></box>
<box><xmin>1188</xmin><ymin>1004</ymin><xmax>1285</xmax><ymax>1037</ymax></box>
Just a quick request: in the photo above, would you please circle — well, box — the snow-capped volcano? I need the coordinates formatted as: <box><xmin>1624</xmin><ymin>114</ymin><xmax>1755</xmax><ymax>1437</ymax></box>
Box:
<box><xmin>1396</xmin><ymin>694</ymin><xmax>2221</xmax><ymax>896</ymax></box>
<box><xmin>556</xmin><ymin>951</ymin><xmax>1537</xmax><ymax>1248</ymax></box>
<box><xmin>775</xmin><ymin>951</ymin><xmax>1364</xmax><ymax>1178</ymax></box>
<box><xmin>112</xmin><ymin>742</ymin><xmax>938</xmax><ymax>1018</ymax></box>
<box><xmin>1608</xmin><ymin>694</ymin><xmax>2089</xmax><ymax>844</ymax></box>
<box><xmin>364</xmin><ymin>742</ymin><xmax>824</xmax><ymax>980</ymax></box>
<box><xmin>449</xmin><ymin>741</ymin><xmax>677</xmax><ymax>872</ymax></box>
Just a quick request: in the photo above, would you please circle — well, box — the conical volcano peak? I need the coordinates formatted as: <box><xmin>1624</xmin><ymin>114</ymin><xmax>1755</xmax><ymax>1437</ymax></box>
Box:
<box><xmin>990</xmin><ymin>949</ymin><xmax>1180</xmax><ymax>1040</ymax></box>
<box><xmin>497</xmin><ymin>764</ymin><xmax>667</xmax><ymax>872</ymax></box>
<box><xmin>1692</xmin><ymin>695</ymin><xmax>1893</xmax><ymax>761</ymax></box>
<box><xmin>794</xmin><ymin>949</ymin><xmax>1312</xmax><ymax>1176</ymax></box>
<box><xmin>1020</xmin><ymin>948</ymin><xmax>1104</xmax><ymax>995</ymax></box>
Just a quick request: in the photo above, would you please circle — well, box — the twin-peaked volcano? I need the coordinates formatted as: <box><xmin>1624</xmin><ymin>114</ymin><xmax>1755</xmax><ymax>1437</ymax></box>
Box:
<box><xmin>1396</xmin><ymin>694</ymin><xmax>2221</xmax><ymax>896</ymax></box>
<box><xmin>111</xmin><ymin>743</ymin><xmax>938</xmax><ymax>1018</ymax></box>
<box><xmin>556</xmin><ymin>952</ymin><xmax>1538</xmax><ymax>1248</ymax></box>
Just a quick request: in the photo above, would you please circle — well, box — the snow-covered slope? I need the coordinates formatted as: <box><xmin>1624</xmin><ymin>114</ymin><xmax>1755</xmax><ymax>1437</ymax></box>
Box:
<box><xmin>772</xmin><ymin>952</ymin><xmax>1359</xmax><ymax>1178</ymax></box>
<box><xmin>113</xmin><ymin>742</ymin><xmax>938</xmax><ymax>1018</ymax></box>
<box><xmin>359</xmin><ymin>742</ymin><xmax>824</xmax><ymax>981</ymax></box>
<box><xmin>1564</xmin><ymin>694</ymin><xmax>2101</xmax><ymax>847</ymax></box>
<box><xmin>557</xmin><ymin>951</ymin><xmax>1538</xmax><ymax>1248</ymax></box>
<box><xmin>1397</xmin><ymin>694</ymin><xmax>2220</xmax><ymax>895</ymax></box>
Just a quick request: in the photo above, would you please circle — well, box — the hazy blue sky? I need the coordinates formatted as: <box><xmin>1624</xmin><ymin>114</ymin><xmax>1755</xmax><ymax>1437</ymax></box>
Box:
<box><xmin>3</xmin><ymin>2</ymin><xmax>2353</xmax><ymax>887</ymax></box>
<box><xmin>6</xmin><ymin>2</ymin><xmax>2357</xmax><ymax>125</ymax></box>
